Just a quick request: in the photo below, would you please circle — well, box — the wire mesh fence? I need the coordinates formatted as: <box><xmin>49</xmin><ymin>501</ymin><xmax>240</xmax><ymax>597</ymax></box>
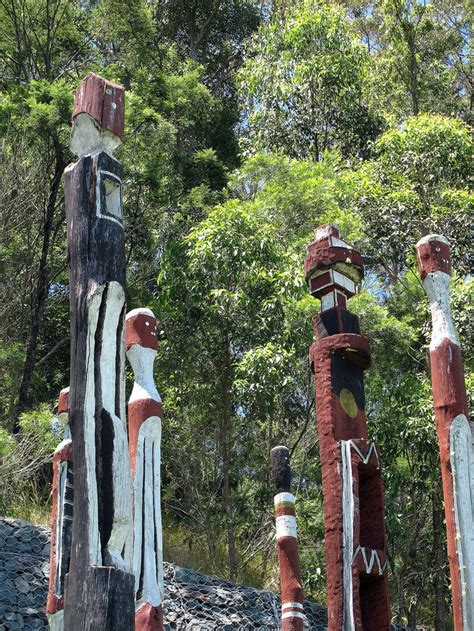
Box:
<box><xmin>162</xmin><ymin>564</ymin><xmax>328</xmax><ymax>630</ymax></box>
<box><xmin>0</xmin><ymin>518</ymin><xmax>420</xmax><ymax>630</ymax></box>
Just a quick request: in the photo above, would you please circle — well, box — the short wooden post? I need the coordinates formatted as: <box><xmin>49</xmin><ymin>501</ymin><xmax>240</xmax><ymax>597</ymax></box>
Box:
<box><xmin>271</xmin><ymin>446</ymin><xmax>304</xmax><ymax>631</ymax></box>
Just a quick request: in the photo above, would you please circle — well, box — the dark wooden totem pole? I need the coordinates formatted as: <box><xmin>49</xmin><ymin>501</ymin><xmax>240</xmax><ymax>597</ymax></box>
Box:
<box><xmin>305</xmin><ymin>224</ymin><xmax>390</xmax><ymax>631</ymax></box>
<box><xmin>63</xmin><ymin>73</ymin><xmax>135</xmax><ymax>630</ymax></box>
<box><xmin>417</xmin><ymin>235</ymin><xmax>473</xmax><ymax>630</ymax></box>
<box><xmin>271</xmin><ymin>446</ymin><xmax>304</xmax><ymax>630</ymax></box>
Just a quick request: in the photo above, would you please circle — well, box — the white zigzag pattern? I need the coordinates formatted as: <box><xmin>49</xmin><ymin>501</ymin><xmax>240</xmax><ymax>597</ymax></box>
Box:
<box><xmin>348</xmin><ymin>440</ymin><xmax>380</xmax><ymax>468</ymax></box>
<box><xmin>352</xmin><ymin>545</ymin><xmax>387</xmax><ymax>575</ymax></box>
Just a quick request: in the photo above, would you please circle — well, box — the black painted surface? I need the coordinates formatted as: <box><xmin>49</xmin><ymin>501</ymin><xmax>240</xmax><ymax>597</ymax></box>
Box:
<box><xmin>270</xmin><ymin>446</ymin><xmax>292</xmax><ymax>494</ymax></box>
<box><xmin>64</xmin><ymin>151</ymin><xmax>133</xmax><ymax>630</ymax></box>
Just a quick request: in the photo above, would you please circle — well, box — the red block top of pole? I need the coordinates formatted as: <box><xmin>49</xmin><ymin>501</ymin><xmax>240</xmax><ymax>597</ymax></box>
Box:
<box><xmin>72</xmin><ymin>72</ymin><xmax>125</xmax><ymax>140</ymax></box>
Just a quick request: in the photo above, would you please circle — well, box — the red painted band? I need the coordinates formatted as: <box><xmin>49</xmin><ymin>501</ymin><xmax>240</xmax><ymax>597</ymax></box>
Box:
<box><xmin>135</xmin><ymin>602</ymin><xmax>164</xmax><ymax>631</ymax></box>
<box><xmin>128</xmin><ymin>398</ymin><xmax>163</xmax><ymax>476</ymax></box>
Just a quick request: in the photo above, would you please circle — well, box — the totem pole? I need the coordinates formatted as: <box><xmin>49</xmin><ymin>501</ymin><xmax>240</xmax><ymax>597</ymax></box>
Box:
<box><xmin>270</xmin><ymin>446</ymin><xmax>304</xmax><ymax>631</ymax></box>
<box><xmin>47</xmin><ymin>387</ymin><xmax>73</xmax><ymax>631</ymax></box>
<box><xmin>126</xmin><ymin>308</ymin><xmax>165</xmax><ymax>630</ymax></box>
<box><xmin>63</xmin><ymin>73</ymin><xmax>135</xmax><ymax>630</ymax></box>
<box><xmin>305</xmin><ymin>224</ymin><xmax>390</xmax><ymax>631</ymax></box>
<box><xmin>417</xmin><ymin>235</ymin><xmax>473</xmax><ymax>630</ymax></box>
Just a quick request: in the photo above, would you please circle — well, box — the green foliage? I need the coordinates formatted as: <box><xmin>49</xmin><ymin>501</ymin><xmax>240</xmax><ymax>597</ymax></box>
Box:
<box><xmin>352</xmin><ymin>114</ymin><xmax>473</xmax><ymax>280</ymax></box>
<box><xmin>239</xmin><ymin>0</ymin><xmax>381</xmax><ymax>159</ymax></box>
<box><xmin>0</xmin><ymin>0</ymin><xmax>472</xmax><ymax>626</ymax></box>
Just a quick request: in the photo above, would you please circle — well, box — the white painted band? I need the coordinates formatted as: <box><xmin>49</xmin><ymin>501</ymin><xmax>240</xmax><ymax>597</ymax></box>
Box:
<box><xmin>282</xmin><ymin>611</ymin><xmax>305</xmax><ymax>620</ymax></box>
<box><xmin>276</xmin><ymin>515</ymin><xmax>297</xmax><ymax>539</ymax></box>
<box><xmin>274</xmin><ymin>492</ymin><xmax>295</xmax><ymax>507</ymax></box>
<box><xmin>422</xmin><ymin>271</ymin><xmax>459</xmax><ymax>349</ymax></box>
<box><xmin>417</xmin><ymin>234</ymin><xmax>450</xmax><ymax>247</ymax></box>
<box><xmin>282</xmin><ymin>602</ymin><xmax>304</xmax><ymax>610</ymax></box>
<box><xmin>126</xmin><ymin>307</ymin><xmax>155</xmax><ymax>319</ymax></box>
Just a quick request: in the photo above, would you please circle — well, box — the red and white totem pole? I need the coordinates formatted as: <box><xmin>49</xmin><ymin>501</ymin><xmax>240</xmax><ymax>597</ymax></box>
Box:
<box><xmin>126</xmin><ymin>308</ymin><xmax>165</xmax><ymax>630</ymax></box>
<box><xmin>417</xmin><ymin>235</ymin><xmax>473</xmax><ymax>630</ymax></box>
<box><xmin>47</xmin><ymin>387</ymin><xmax>73</xmax><ymax>631</ymax></box>
<box><xmin>270</xmin><ymin>446</ymin><xmax>304</xmax><ymax>631</ymax></box>
<box><xmin>63</xmin><ymin>73</ymin><xmax>135</xmax><ymax>630</ymax></box>
<box><xmin>305</xmin><ymin>225</ymin><xmax>390</xmax><ymax>631</ymax></box>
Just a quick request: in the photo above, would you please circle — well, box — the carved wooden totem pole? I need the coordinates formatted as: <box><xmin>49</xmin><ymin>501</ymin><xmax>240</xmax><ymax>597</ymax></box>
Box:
<box><xmin>47</xmin><ymin>387</ymin><xmax>73</xmax><ymax>631</ymax></box>
<box><xmin>305</xmin><ymin>225</ymin><xmax>390</xmax><ymax>630</ymax></box>
<box><xmin>63</xmin><ymin>73</ymin><xmax>135</xmax><ymax>630</ymax></box>
<box><xmin>417</xmin><ymin>235</ymin><xmax>473</xmax><ymax>630</ymax></box>
<box><xmin>270</xmin><ymin>446</ymin><xmax>304</xmax><ymax>631</ymax></box>
<box><xmin>126</xmin><ymin>308</ymin><xmax>165</xmax><ymax>630</ymax></box>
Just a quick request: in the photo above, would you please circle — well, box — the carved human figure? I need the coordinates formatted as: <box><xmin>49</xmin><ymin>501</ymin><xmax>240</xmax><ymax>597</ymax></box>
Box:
<box><xmin>417</xmin><ymin>235</ymin><xmax>473</xmax><ymax>631</ymax></box>
<box><xmin>47</xmin><ymin>387</ymin><xmax>73</xmax><ymax>631</ymax></box>
<box><xmin>271</xmin><ymin>446</ymin><xmax>304</xmax><ymax>631</ymax></box>
<box><xmin>305</xmin><ymin>224</ymin><xmax>390</xmax><ymax>630</ymax></box>
<box><xmin>63</xmin><ymin>73</ymin><xmax>134</xmax><ymax>630</ymax></box>
<box><xmin>126</xmin><ymin>308</ymin><xmax>164</xmax><ymax>630</ymax></box>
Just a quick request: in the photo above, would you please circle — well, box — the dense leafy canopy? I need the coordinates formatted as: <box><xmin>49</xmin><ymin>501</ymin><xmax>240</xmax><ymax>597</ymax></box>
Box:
<box><xmin>0</xmin><ymin>0</ymin><xmax>472</xmax><ymax>628</ymax></box>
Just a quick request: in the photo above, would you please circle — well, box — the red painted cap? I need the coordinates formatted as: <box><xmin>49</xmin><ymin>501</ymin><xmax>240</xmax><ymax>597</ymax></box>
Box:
<box><xmin>72</xmin><ymin>73</ymin><xmax>124</xmax><ymax>139</ymax></box>
<box><xmin>416</xmin><ymin>235</ymin><xmax>451</xmax><ymax>280</ymax></box>
<box><xmin>125</xmin><ymin>308</ymin><xmax>158</xmax><ymax>351</ymax></box>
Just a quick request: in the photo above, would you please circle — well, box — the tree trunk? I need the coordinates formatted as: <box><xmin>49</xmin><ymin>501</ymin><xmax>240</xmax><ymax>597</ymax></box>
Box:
<box><xmin>15</xmin><ymin>142</ymin><xmax>64</xmax><ymax>429</ymax></box>
<box><xmin>433</xmin><ymin>483</ymin><xmax>447</xmax><ymax>631</ymax></box>
<box><xmin>220</xmin><ymin>334</ymin><xmax>238</xmax><ymax>580</ymax></box>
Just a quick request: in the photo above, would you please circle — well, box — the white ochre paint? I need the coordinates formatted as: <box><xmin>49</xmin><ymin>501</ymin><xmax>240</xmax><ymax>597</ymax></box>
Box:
<box><xmin>47</xmin><ymin>610</ymin><xmax>64</xmax><ymax>631</ymax></box>
<box><xmin>341</xmin><ymin>440</ymin><xmax>356</xmax><ymax>631</ymax></box>
<box><xmin>127</xmin><ymin>345</ymin><xmax>161</xmax><ymax>404</ymax></box>
<box><xmin>422</xmin><ymin>271</ymin><xmax>460</xmax><ymax>350</ymax></box>
<box><xmin>84</xmin><ymin>284</ymin><xmax>103</xmax><ymax>565</ymax></box>
<box><xmin>70</xmin><ymin>112</ymin><xmax>121</xmax><ymax>157</ymax></box>
<box><xmin>274</xmin><ymin>492</ymin><xmax>295</xmax><ymax>507</ymax></box>
<box><xmin>100</xmin><ymin>281</ymin><xmax>133</xmax><ymax>572</ymax></box>
<box><xmin>127</xmin><ymin>312</ymin><xmax>164</xmax><ymax>609</ymax></box>
<box><xmin>450</xmin><ymin>414</ymin><xmax>474</xmax><ymax>631</ymax></box>
<box><xmin>276</xmin><ymin>515</ymin><xmax>297</xmax><ymax>539</ymax></box>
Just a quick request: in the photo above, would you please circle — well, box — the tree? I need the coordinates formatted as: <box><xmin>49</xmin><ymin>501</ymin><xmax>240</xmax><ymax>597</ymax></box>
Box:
<box><xmin>238</xmin><ymin>0</ymin><xmax>381</xmax><ymax>160</ymax></box>
<box><xmin>352</xmin><ymin>114</ymin><xmax>473</xmax><ymax>283</ymax></box>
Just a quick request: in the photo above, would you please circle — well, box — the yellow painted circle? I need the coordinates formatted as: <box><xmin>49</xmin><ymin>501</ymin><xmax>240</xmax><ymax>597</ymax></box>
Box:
<box><xmin>340</xmin><ymin>388</ymin><xmax>358</xmax><ymax>418</ymax></box>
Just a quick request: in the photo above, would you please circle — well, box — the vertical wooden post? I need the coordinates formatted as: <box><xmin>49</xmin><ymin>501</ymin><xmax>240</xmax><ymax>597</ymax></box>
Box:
<box><xmin>63</xmin><ymin>73</ymin><xmax>134</xmax><ymax>630</ymax></box>
<box><xmin>270</xmin><ymin>446</ymin><xmax>304</xmax><ymax>631</ymax></box>
<box><xmin>47</xmin><ymin>387</ymin><xmax>73</xmax><ymax>631</ymax></box>
<box><xmin>305</xmin><ymin>224</ymin><xmax>390</xmax><ymax>630</ymax></box>
<box><xmin>417</xmin><ymin>235</ymin><xmax>473</xmax><ymax>630</ymax></box>
<box><xmin>126</xmin><ymin>308</ymin><xmax>165</xmax><ymax>630</ymax></box>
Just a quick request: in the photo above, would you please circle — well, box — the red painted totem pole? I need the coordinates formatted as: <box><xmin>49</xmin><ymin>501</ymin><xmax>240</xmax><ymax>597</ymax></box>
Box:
<box><xmin>305</xmin><ymin>225</ymin><xmax>390</xmax><ymax>630</ymax></box>
<box><xmin>47</xmin><ymin>387</ymin><xmax>73</xmax><ymax>631</ymax></box>
<box><xmin>271</xmin><ymin>446</ymin><xmax>304</xmax><ymax>630</ymax></box>
<box><xmin>417</xmin><ymin>235</ymin><xmax>473</xmax><ymax>630</ymax></box>
<box><xmin>126</xmin><ymin>308</ymin><xmax>165</xmax><ymax>630</ymax></box>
